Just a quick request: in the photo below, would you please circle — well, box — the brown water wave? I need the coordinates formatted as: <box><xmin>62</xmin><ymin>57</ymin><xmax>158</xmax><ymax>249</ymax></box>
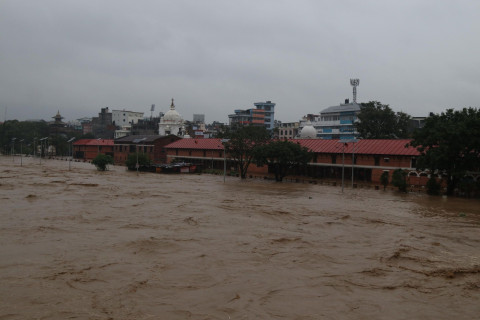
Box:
<box><xmin>0</xmin><ymin>156</ymin><xmax>479</xmax><ymax>319</ymax></box>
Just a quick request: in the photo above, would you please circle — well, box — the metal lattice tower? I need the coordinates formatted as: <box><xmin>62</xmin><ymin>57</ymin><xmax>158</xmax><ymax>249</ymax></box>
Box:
<box><xmin>350</xmin><ymin>79</ymin><xmax>360</xmax><ymax>103</ymax></box>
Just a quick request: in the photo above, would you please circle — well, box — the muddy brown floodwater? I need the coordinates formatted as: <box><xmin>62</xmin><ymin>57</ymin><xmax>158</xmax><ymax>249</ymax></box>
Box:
<box><xmin>0</xmin><ymin>156</ymin><xmax>479</xmax><ymax>319</ymax></box>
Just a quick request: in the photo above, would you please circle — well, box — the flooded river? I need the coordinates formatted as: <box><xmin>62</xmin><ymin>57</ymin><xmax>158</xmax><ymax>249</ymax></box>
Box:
<box><xmin>0</xmin><ymin>156</ymin><xmax>479</xmax><ymax>319</ymax></box>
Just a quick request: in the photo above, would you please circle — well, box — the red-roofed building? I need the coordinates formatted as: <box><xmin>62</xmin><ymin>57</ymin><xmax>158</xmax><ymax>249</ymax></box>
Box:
<box><xmin>113</xmin><ymin>135</ymin><xmax>181</xmax><ymax>165</ymax></box>
<box><xmin>164</xmin><ymin>138</ymin><xmax>427</xmax><ymax>186</ymax></box>
<box><xmin>73</xmin><ymin>139</ymin><xmax>114</xmax><ymax>161</ymax></box>
<box><xmin>164</xmin><ymin>138</ymin><xmax>229</xmax><ymax>170</ymax></box>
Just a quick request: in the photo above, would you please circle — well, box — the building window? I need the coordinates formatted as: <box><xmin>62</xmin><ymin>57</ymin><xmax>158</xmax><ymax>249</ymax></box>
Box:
<box><xmin>374</xmin><ymin>156</ymin><xmax>380</xmax><ymax>166</ymax></box>
<box><xmin>331</xmin><ymin>155</ymin><xmax>336</xmax><ymax>164</ymax></box>
<box><xmin>411</xmin><ymin>157</ymin><xmax>417</xmax><ymax>168</ymax></box>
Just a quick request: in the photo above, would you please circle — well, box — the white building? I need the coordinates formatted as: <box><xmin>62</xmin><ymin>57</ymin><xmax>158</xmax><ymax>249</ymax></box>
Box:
<box><xmin>112</xmin><ymin>109</ymin><xmax>144</xmax><ymax>127</ymax></box>
<box><xmin>112</xmin><ymin>109</ymin><xmax>145</xmax><ymax>139</ymax></box>
<box><xmin>298</xmin><ymin>99</ymin><xmax>360</xmax><ymax>140</ymax></box>
<box><xmin>158</xmin><ymin>99</ymin><xmax>187</xmax><ymax>137</ymax></box>
<box><xmin>278</xmin><ymin>122</ymin><xmax>300</xmax><ymax>139</ymax></box>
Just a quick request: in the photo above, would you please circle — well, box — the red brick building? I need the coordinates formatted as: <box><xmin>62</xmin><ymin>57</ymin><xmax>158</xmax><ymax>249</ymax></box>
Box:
<box><xmin>164</xmin><ymin>138</ymin><xmax>429</xmax><ymax>185</ymax></box>
<box><xmin>73</xmin><ymin>139</ymin><xmax>114</xmax><ymax>161</ymax></box>
<box><xmin>113</xmin><ymin>135</ymin><xmax>181</xmax><ymax>165</ymax></box>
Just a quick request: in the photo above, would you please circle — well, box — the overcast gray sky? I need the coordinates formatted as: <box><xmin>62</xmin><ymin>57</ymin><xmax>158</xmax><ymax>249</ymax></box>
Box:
<box><xmin>1</xmin><ymin>0</ymin><xmax>479</xmax><ymax>123</ymax></box>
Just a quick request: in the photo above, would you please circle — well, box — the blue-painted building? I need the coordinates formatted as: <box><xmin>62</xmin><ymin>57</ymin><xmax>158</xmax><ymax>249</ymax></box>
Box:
<box><xmin>299</xmin><ymin>99</ymin><xmax>360</xmax><ymax>140</ymax></box>
<box><xmin>253</xmin><ymin>101</ymin><xmax>275</xmax><ymax>131</ymax></box>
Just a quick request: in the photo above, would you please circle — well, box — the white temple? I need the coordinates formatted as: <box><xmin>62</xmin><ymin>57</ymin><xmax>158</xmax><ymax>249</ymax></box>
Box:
<box><xmin>158</xmin><ymin>99</ymin><xmax>188</xmax><ymax>137</ymax></box>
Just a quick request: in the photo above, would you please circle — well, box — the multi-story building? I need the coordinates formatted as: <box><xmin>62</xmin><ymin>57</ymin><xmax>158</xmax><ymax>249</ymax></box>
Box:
<box><xmin>228</xmin><ymin>108</ymin><xmax>265</xmax><ymax>127</ymax></box>
<box><xmin>228</xmin><ymin>101</ymin><xmax>275</xmax><ymax>130</ymax></box>
<box><xmin>254</xmin><ymin>101</ymin><xmax>275</xmax><ymax>130</ymax></box>
<box><xmin>278</xmin><ymin>122</ymin><xmax>300</xmax><ymax>139</ymax></box>
<box><xmin>299</xmin><ymin>99</ymin><xmax>360</xmax><ymax>140</ymax></box>
<box><xmin>112</xmin><ymin>109</ymin><xmax>145</xmax><ymax>139</ymax></box>
<box><xmin>317</xmin><ymin>100</ymin><xmax>360</xmax><ymax>139</ymax></box>
<box><xmin>91</xmin><ymin>107</ymin><xmax>115</xmax><ymax>139</ymax></box>
<box><xmin>112</xmin><ymin>109</ymin><xmax>144</xmax><ymax>127</ymax></box>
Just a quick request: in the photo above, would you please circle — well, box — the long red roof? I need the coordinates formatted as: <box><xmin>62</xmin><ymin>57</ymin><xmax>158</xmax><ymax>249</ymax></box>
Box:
<box><xmin>294</xmin><ymin>139</ymin><xmax>419</xmax><ymax>155</ymax></box>
<box><xmin>165</xmin><ymin>138</ymin><xmax>420</xmax><ymax>156</ymax></box>
<box><xmin>165</xmin><ymin>138</ymin><xmax>224</xmax><ymax>150</ymax></box>
<box><xmin>73</xmin><ymin>139</ymin><xmax>114</xmax><ymax>146</ymax></box>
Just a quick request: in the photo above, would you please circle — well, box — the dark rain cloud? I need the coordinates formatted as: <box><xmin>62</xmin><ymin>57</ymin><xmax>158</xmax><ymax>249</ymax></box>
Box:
<box><xmin>1</xmin><ymin>0</ymin><xmax>479</xmax><ymax>122</ymax></box>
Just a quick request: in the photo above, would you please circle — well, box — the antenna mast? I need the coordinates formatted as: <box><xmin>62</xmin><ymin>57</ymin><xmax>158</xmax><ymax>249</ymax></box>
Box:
<box><xmin>350</xmin><ymin>79</ymin><xmax>360</xmax><ymax>103</ymax></box>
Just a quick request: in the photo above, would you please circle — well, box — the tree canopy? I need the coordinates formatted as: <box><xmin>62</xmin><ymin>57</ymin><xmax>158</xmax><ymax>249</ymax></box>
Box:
<box><xmin>92</xmin><ymin>154</ymin><xmax>114</xmax><ymax>171</ymax></box>
<box><xmin>409</xmin><ymin>107</ymin><xmax>480</xmax><ymax>195</ymax></box>
<box><xmin>221</xmin><ymin>126</ymin><xmax>271</xmax><ymax>179</ymax></box>
<box><xmin>255</xmin><ymin>140</ymin><xmax>313</xmax><ymax>182</ymax></box>
<box><xmin>355</xmin><ymin>101</ymin><xmax>411</xmax><ymax>139</ymax></box>
<box><xmin>125</xmin><ymin>152</ymin><xmax>151</xmax><ymax>171</ymax></box>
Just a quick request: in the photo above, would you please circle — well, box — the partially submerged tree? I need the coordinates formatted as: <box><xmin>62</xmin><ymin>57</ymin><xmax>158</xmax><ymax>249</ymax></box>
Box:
<box><xmin>92</xmin><ymin>154</ymin><xmax>114</xmax><ymax>171</ymax></box>
<box><xmin>355</xmin><ymin>101</ymin><xmax>411</xmax><ymax>139</ymax></box>
<box><xmin>409</xmin><ymin>108</ymin><xmax>480</xmax><ymax>195</ymax></box>
<box><xmin>392</xmin><ymin>169</ymin><xmax>408</xmax><ymax>192</ymax></box>
<box><xmin>255</xmin><ymin>140</ymin><xmax>313</xmax><ymax>182</ymax></box>
<box><xmin>380</xmin><ymin>171</ymin><xmax>389</xmax><ymax>190</ymax></box>
<box><xmin>222</xmin><ymin>126</ymin><xmax>270</xmax><ymax>179</ymax></box>
<box><xmin>125</xmin><ymin>153</ymin><xmax>151</xmax><ymax>171</ymax></box>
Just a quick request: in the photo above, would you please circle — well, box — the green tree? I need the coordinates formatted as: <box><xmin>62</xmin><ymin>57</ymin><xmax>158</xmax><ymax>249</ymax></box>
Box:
<box><xmin>222</xmin><ymin>126</ymin><xmax>271</xmax><ymax>179</ymax></box>
<box><xmin>392</xmin><ymin>169</ymin><xmax>408</xmax><ymax>192</ymax></box>
<box><xmin>125</xmin><ymin>152</ymin><xmax>151</xmax><ymax>171</ymax></box>
<box><xmin>92</xmin><ymin>154</ymin><xmax>114</xmax><ymax>171</ymax></box>
<box><xmin>380</xmin><ymin>171</ymin><xmax>389</xmax><ymax>190</ymax></box>
<box><xmin>0</xmin><ymin>120</ymin><xmax>49</xmax><ymax>154</ymax></box>
<box><xmin>255</xmin><ymin>140</ymin><xmax>313</xmax><ymax>182</ymax></box>
<box><xmin>409</xmin><ymin>108</ymin><xmax>480</xmax><ymax>195</ymax></box>
<box><xmin>355</xmin><ymin>101</ymin><xmax>411</xmax><ymax>139</ymax></box>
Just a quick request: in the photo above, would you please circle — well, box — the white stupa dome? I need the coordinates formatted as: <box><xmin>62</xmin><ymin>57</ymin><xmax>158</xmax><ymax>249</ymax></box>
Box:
<box><xmin>300</xmin><ymin>123</ymin><xmax>317</xmax><ymax>138</ymax></box>
<box><xmin>162</xmin><ymin>98</ymin><xmax>183</xmax><ymax>123</ymax></box>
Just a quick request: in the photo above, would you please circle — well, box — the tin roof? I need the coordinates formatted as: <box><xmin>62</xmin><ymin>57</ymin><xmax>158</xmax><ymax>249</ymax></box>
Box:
<box><xmin>114</xmin><ymin>135</ymin><xmax>171</xmax><ymax>144</ymax></box>
<box><xmin>165</xmin><ymin>138</ymin><xmax>224</xmax><ymax>150</ymax></box>
<box><xmin>294</xmin><ymin>139</ymin><xmax>419</xmax><ymax>156</ymax></box>
<box><xmin>165</xmin><ymin>138</ymin><xmax>419</xmax><ymax>155</ymax></box>
<box><xmin>320</xmin><ymin>102</ymin><xmax>361</xmax><ymax>114</ymax></box>
<box><xmin>73</xmin><ymin>139</ymin><xmax>114</xmax><ymax>146</ymax></box>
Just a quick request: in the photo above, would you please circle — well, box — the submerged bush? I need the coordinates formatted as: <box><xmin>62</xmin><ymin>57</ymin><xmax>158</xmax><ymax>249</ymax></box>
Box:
<box><xmin>92</xmin><ymin>154</ymin><xmax>114</xmax><ymax>171</ymax></box>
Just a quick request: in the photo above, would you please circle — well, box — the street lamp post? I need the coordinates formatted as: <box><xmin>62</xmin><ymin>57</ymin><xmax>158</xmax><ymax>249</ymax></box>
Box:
<box><xmin>338</xmin><ymin>138</ymin><xmax>358</xmax><ymax>192</ymax></box>
<box><xmin>39</xmin><ymin>137</ymin><xmax>48</xmax><ymax>164</ymax></box>
<box><xmin>67</xmin><ymin>138</ymin><xmax>75</xmax><ymax>170</ymax></box>
<box><xmin>19</xmin><ymin>139</ymin><xmax>24</xmax><ymax>166</ymax></box>
<box><xmin>351</xmin><ymin>139</ymin><xmax>358</xmax><ymax>188</ymax></box>
<box><xmin>11</xmin><ymin>138</ymin><xmax>16</xmax><ymax>162</ymax></box>
<box><xmin>133</xmin><ymin>138</ymin><xmax>147</xmax><ymax>175</ymax></box>
<box><xmin>221</xmin><ymin>139</ymin><xmax>230</xmax><ymax>183</ymax></box>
